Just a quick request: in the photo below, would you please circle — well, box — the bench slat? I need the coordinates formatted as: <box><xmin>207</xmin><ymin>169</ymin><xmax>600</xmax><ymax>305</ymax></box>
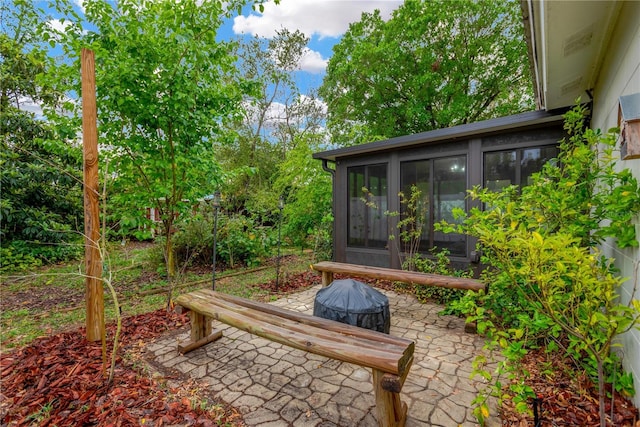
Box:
<box><xmin>312</xmin><ymin>261</ymin><xmax>485</xmax><ymax>291</ymax></box>
<box><xmin>197</xmin><ymin>292</ymin><xmax>408</xmax><ymax>359</ymax></box>
<box><xmin>175</xmin><ymin>290</ymin><xmax>412</xmax><ymax>376</ymax></box>
<box><xmin>209</xmin><ymin>290</ymin><xmax>414</xmax><ymax>349</ymax></box>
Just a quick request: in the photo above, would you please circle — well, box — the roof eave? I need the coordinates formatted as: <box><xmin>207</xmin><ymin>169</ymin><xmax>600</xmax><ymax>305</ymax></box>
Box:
<box><xmin>313</xmin><ymin>109</ymin><xmax>565</xmax><ymax>162</ymax></box>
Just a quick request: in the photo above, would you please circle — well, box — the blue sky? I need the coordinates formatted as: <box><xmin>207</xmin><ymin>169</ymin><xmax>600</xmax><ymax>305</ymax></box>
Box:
<box><xmin>26</xmin><ymin>0</ymin><xmax>403</xmax><ymax>120</ymax></box>
<box><xmin>47</xmin><ymin>0</ymin><xmax>404</xmax><ymax>96</ymax></box>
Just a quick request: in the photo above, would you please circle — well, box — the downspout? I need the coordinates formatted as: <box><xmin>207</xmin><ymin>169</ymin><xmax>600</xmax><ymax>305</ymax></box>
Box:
<box><xmin>321</xmin><ymin>159</ymin><xmax>337</xmax><ymax>261</ymax></box>
<box><xmin>321</xmin><ymin>159</ymin><xmax>335</xmax><ymax>178</ymax></box>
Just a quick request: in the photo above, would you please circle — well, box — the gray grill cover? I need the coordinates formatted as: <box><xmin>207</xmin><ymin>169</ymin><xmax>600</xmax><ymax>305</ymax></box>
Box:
<box><xmin>313</xmin><ymin>279</ymin><xmax>390</xmax><ymax>334</ymax></box>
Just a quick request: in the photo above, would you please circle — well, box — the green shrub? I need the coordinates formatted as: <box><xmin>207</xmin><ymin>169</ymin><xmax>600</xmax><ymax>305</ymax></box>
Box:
<box><xmin>170</xmin><ymin>212</ymin><xmax>272</xmax><ymax>270</ymax></box>
<box><xmin>438</xmin><ymin>103</ymin><xmax>640</xmax><ymax>425</ymax></box>
<box><xmin>0</xmin><ymin>245</ymin><xmax>41</xmax><ymax>273</ymax></box>
<box><xmin>406</xmin><ymin>248</ymin><xmax>472</xmax><ymax>306</ymax></box>
<box><xmin>172</xmin><ymin>216</ymin><xmax>213</xmax><ymax>267</ymax></box>
<box><xmin>218</xmin><ymin>214</ymin><xmax>271</xmax><ymax>268</ymax></box>
<box><xmin>311</xmin><ymin>213</ymin><xmax>334</xmax><ymax>262</ymax></box>
<box><xmin>0</xmin><ymin>239</ymin><xmax>82</xmax><ymax>273</ymax></box>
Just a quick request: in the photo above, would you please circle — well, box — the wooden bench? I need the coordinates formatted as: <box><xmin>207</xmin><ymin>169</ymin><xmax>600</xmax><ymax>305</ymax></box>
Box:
<box><xmin>175</xmin><ymin>289</ymin><xmax>415</xmax><ymax>427</ymax></box>
<box><xmin>311</xmin><ymin>261</ymin><xmax>485</xmax><ymax>291</ymax></box>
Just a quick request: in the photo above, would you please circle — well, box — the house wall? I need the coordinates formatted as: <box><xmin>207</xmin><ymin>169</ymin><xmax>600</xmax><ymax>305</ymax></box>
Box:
<box><xmin>590</xmin><ymin>0</ymin><xmax>640</xmax><ymax>407</ymax></box>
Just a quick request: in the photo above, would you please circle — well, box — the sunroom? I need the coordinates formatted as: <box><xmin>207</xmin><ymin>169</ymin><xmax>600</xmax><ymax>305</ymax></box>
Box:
<box><xmin>314</xmin><ymin>109</ymin><xmax>566</xmax><ymax>270</ymax></box>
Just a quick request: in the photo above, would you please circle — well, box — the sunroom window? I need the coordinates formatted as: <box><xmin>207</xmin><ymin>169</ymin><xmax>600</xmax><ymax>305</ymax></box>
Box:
<box><xmin>400</xmin><ymin>155</ymin><xmax>467</xmax><ymax>256</ymax></box>
<box><xmin>347</xmin><ymin>164</ymin><xmax>388</xmax><ymax>248</ymax></box>
<box><xmin>484</xmin><ymin>146</ymin><xmax>558</xmax><ymax>190</ymax></box>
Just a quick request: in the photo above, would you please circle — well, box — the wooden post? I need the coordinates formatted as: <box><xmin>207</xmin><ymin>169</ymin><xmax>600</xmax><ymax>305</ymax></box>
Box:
<box><xmin>321</xmin><ymin>271</ymin><xmax>334</xmax><ymax>286</ymax></box>
<box><xmin>373</xmin><ymin>369</ymin><xmax>408</xmax><ymax>427</ymax></box>
<box><xmin>82</xmin><ymin>48</ymin><xmax>104</xmax><ymax>342</ymax></box>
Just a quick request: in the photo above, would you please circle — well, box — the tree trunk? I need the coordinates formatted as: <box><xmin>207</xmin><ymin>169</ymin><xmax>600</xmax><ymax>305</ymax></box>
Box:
<box><xmin>164</xmin><ymin>228</ymin><xmax>176</xmax><ymax>278</ymax></box>
<box><xmin>598</xmin><ymin>359</ymin><xmax>606</xmax><ymax>427</ymax></box>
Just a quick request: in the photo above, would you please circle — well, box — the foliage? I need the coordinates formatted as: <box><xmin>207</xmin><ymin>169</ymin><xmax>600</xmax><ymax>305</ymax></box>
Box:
<box><xmin>362</xmin><ymin>184</ymin><xmax>471</xmax><ymax>306</ymax></box>
<box><xmin>171</xmin><ymin>207</ymin><xmax>271</xmax><ymax>270</ymax></box>
<box><xmin>275</xmin><ymin>134</ymin><xmax>332</xmax><ymax>250</ymax></box>
<box><xmin>395</xmin><ymin>185</ymin><xmax>428</xmax><ymax>270</ymax></box>
<box><xmin>312</xmin><ymin>213</ymin><xmax>334</xmax><ymax>262</ymax></box>
<box><xmin>0</xmin><ymin>246</ymin><xmax>41</xmax><ymax>273</ymax></box>
<box><xmin>438</xmin><ymin>104</ymin><xmax>640</xmax><ymax>425</ymax></box>
<box><xmin>47</xmin><ymin>0</ymin><xmax>256</xmax><ymax>278</ymax></box>
<box><xmin>0</xmin><ymin>240</ymin><xmax>82</xmax><ymax>273</ymax></box>
<box><xmin>409</xmin><ymin>249</ymin><xmax>472</xmax><ymax>306</ymax></box>
<box><xmin>320</xmin><ymin>0</ymin><xmax>532</xmax><ymax>142</ymax></box>
<box><xmin>0</xmin><ymin>0</ymin><xmax>83</xmax><ymax>269</ymax></box>
<box><xmin>219</xmin><ymin>29</ymin><xmax>326</xmax><ymax>217</ymax></box>
<box><xmin>171</xmin><ymin>215</ymin><xmax>214</xmax><ymax>269</ymax></box>
<box><xmin>362</xmin><ymin>184</ymin><xmax>427</xmax><ymax>269</ymax></box>
<box><xmin>218</xmin><ymin>214</ymin><xmax>271</xmax><ymax>268</ymax></box>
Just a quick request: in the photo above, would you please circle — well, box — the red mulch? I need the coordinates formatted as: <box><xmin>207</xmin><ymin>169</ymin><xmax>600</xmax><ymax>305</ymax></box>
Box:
<box><xmin>0</xmin><ymin>310</ymin><xmax>243</xmax><ymax>427</ymax></box>
<box><xmin>257</xmin><ymin>270</ymin><xmax>321</xmax><ymax>293</ymax></box>
<box><xmin>501</xmin><ymin>347</ymin><xmax>639</xmax><ymax>426</ymax></box>
<box><xmin>257</xmin><ymin>270</ymin><xmax>396</xmax><ymax>294</ymax></box>
<box><xmin>2</xmin><ymin>270</ymin><xmax>638</xmax><ymax>427</ymax></box>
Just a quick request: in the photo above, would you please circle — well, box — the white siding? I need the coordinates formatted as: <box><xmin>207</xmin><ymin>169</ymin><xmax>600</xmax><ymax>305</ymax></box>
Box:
<box><xmin>591</xmin><ymin>0</ymin><xmax>640</xmax><ymax>408</ymax></box>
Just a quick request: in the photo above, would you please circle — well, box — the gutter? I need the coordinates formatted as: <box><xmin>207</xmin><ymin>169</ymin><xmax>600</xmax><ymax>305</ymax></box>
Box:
<box><xmin>321</xmin><ymin>159</ymin><xmax>335</xmax><ymax>178</ymax></box>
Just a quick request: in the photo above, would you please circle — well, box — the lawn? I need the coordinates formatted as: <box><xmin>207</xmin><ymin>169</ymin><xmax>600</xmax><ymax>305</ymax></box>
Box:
<box><xmin>0</xmin><ymin>242</ymin><xmax>314</xmax><ymax>352</ymax></box>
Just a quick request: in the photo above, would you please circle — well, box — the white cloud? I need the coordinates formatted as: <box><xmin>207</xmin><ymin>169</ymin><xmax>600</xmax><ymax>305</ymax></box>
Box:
<box><xmin>17</xmin><ymin>96</ymin><xmax>44</xmax><ymax>117</ymax></box>
<box><xmin>48</xmin><ymin>18</ymin><xmax>72</xmax><ymax>33</ymax></box>
<box><xmin>242</xmin><ymin>95</ymin><xmax>327</xmax><ymax>130</ymax></box>
<box><xmin>72</xmin><ymin>0</ymin><xmax>86</xmax><ymax>13</ymax></box>
<box><xmin>298</xmin><ymin>94</ymin><xmax>327</xmax><ymax>115</ymax></box>
<box><xmin>265</xmin><ymin>101</ymin><xmax>287</xmax><ymax>123</ymax></box>
<box><xmin>298</xmin><ymin>48</ymin><xmax>328</xmax><ymax>74</ymax></box>
<box><xmin>232</xmin><ymin>0</ymin><xmax>402</xmax><ymax>39</ymax></box>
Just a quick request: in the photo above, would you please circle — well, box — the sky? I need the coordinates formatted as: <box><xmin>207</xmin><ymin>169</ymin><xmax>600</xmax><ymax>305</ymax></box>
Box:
<box><xmin>56</xmin><ymin>0</ymin><xmax>404</xmax><ymax>95</ymax></box>
<box><xmin>30</xmin><ymin>0</ymin><xmax>404</xmax><ymax>126</ymax></box>
<box><xmin>227</xmin><ymin>0</ymin><xmax>402</xmax><ymax>79</ymax></box>
<box><xmin>225</xmin><ymin>0</ymin><xmax>403</xmax><ymax>107</ymax></box>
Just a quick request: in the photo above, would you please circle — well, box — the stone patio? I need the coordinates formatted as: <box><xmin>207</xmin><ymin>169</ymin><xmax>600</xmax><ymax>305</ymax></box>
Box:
<box><xmin>146</xmin><ymin>285</ymin><xmax>499</xmax><ymax>426</ymax></box>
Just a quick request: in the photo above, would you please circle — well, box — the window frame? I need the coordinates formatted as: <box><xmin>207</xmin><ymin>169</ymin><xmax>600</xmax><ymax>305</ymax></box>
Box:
<box><xmin>347</xmin><ymin>163</ymin><xmax>389</xmax><ymax>249</ymax></box>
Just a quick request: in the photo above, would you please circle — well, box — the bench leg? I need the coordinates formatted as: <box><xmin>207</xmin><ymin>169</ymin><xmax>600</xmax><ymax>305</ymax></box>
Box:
<box><xmin>372</xmin><ymin>369</ymin><xmax>408</xmax><ymax>427</ymax></box>
<box><xmin>178</xmin><ymin>311</ymin><xmax>223</xmax><ymax>354</ymax></box>
<box><xmin>321</xmin><ymin>271</ymin><xmax>334</xmax><ymax>286</ymax></box>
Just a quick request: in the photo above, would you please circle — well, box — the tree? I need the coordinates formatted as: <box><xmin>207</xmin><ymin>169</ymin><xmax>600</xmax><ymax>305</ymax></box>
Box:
<box><xmin>274</xmin><ymin>133</ymin><xmax>332</xmax><ymax>252</ymax></box>
<box><xmin>221</xmin><ymin>29</ymin><xmax>324</xmax><ymax>216</ymax></box>
<box><xmin>0</xmin><ymin>0</ymin><xmax>83</xmax><ymax>270</ymax></box>
<box><xmin>319</xmin><ymin>0</ymin><xmax>533</xmax><ymax>142</ymax></box>
<box><xmin>52</xmin><ymin>0</ymin><xmax>255</xmax><ymax>277</ymax></box>
<box><xmin>219</xmin><ymin>29</ymin><xmax>326</xmax><ymax>216</ymax></box>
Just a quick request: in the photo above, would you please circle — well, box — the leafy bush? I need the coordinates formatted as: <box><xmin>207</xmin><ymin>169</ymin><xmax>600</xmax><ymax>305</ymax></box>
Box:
<box><xmin>170</xmin><ymin>212</ymin><xmax>272</xmax><ymax>271</ymax></box>
<box><xmin>1</xmin><ymin>22</ymin><xmax>84</xmax><ymax>269</ymax></box>
<box><xmin>0</xmin><ymin>245</ymin><xmax>41</xmax><ymax>273</ymax></box>
<box><xmin>171</xmin><ymin>216</ymin><xmax>213</xmax><ymax>267</ymax></box>
<box><xmin>312</xmin><ymin>213</ymin><xmax>334</xmax><ymax>262</ymax></box>
<box><xmin>218</xmin><ymin>214</ymin><xmax>271</xmax><ymax>268</ymax></box>
<box><xmin>405</xmin><ymin>249</ymin><xmax>472</xmax><ymax>306</ymax></box>
<box><xmin>438</xmin><ymin>104</ymin><xmax>640</xmax><ymax>425</ymax></box>
<box><xmin>0</xmin><ymin>239</ymin><xmax>82</xmax><ymax>273</ymax></box>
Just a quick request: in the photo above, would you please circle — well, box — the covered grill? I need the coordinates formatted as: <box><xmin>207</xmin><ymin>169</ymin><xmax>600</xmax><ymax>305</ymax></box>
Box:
<box><xmin>313</xmin><ymin>279</ymin><xmax>390</xmax><ymax>334</ymax></box>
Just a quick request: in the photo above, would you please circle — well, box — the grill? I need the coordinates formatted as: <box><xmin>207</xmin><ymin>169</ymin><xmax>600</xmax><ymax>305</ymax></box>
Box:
<box><xmin>313</xmin><ymin>279</ymin><xmax>390</xmax><ymax>334</ymax></box>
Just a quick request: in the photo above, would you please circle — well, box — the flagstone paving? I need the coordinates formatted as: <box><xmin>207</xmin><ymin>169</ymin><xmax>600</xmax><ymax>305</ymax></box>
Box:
<box><xmin>146</xmin><ymin>285</ymin><xmax>499</xmax><ymax>426</ymax></box>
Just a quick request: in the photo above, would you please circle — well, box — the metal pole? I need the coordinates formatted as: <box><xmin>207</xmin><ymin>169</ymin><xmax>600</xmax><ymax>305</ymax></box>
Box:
<box><xmin>212</xmin><ymin>205</ymin><xmax>218</xmax><ymax>290</ymax></box>
<box><xmin>205</xmin><ymin>192</ymin><xmax>221</xmax><ymax>291</ymax></box>
<box><xmin>212</xmin><ymin>191</ymin><xmax>220</xmax><ymax>291</ymax></box>
<box><xmin>275</xmin><ymin>196</ymin><xmax>284</xmax><ymax>291</ymax></box>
